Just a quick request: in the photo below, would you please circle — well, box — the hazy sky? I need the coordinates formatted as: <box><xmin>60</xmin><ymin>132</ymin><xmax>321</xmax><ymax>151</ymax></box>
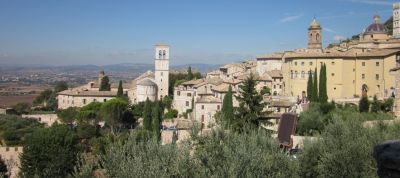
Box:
<box><xmin>0</xmin><ymin>0</ymin><xmax>397</xmax><ymax>66</ymax></box>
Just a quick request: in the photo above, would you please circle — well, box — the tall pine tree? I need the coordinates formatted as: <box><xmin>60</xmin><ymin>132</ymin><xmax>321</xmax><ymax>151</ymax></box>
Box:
<box><xmin>117</xmin><ymin>80</ymin><xmax>123</xmax><ymax>97</ymax></box>
<box><xmin>221</xmin><ymin>85</ymin><xmax>234</xmax><ymax>129</ymax></box>
<box><xmin>187</xmin><ymin>66</ymin><xmax>193</xmax><ymax>80</ymax></box>
<box><xmin>307</xmin><ymin>70</ymin><xmax>313</xmax><ymax>101</ymax></box>
<box><xmin>99</xmin><ymin>76</ymin><xmax>111</xmax><ymax>91</ymax></box>
<box><xmin>234</xmin><ymin>73</ymin><xmax>270</xmax><ymax>133</ymax></box>
<box><xmin>143</xmin><ymin>98</ymin><xmax>152</xmax><ymax>131</ymax></box>
<box><xmin>152</xmin><ymin>101</ymin><xmax>162</xmax><ymax>141</ymax></box>
<box><xmin>319</xmin><ymin>64</ymin><xmax>328</xmax><ymax>103</ymax></box>
<box><xmin>312</xmin><ymin>68</ymin><xmax>319</xmax><ymax>102</ymax></box>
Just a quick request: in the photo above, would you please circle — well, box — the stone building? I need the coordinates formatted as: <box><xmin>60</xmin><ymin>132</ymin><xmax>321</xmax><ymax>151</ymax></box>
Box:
<box><xmin>0</xmin><ymin>146</ymin><xmax>23</xmax><ymax>178</ymax></box>
<box><xmin>58</xmin><ymin>44</ymin><xmax>170</xmax><ymax>108</ymax></box>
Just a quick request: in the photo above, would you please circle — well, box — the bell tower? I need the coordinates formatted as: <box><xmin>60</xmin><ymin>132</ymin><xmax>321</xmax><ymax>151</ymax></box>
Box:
<box><xmin>154</xmin><ymin>44</ymin><xmax>169</xmax><ymax>100</ymax></box>
<box><xmin>308</xmin><ymin>19</ymin><xmax>322</xmax><ymax>49</ymax></box>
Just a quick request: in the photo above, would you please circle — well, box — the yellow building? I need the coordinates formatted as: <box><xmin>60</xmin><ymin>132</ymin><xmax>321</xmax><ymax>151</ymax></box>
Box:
<box><xmin>280</xmin><ymin>20</ymin><xmax>400</xmax><ymax>100</ymax></box>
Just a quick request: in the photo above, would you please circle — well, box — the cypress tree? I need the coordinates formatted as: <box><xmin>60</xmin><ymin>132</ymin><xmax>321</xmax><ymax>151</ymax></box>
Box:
<box><xmin>221</xmin><ymin>85</ymin><xmax>234</xmax><ymax>128</ymax></box>
<box><xmin>187</xmin><ymin>66</ymin><xmax>193</xmax><ymax>80</ymax></box>
<box><xmin>99</xmin><ymin>76</ymin><xmax>111</xmax><ymax>91</ymax></box>
<box><xmin>312</xmin><ymin>68</ymin><xmax>319</xmax><ymax>102</ymax></box>
<box><xmin>143</xmin><ymin>98</ymin><xmax>152</xmax><ymax>131</ymax></box>
<box><xmin>319</xmin><ymin>64</ymin><xmax>328</xmax><ymax>103</ymax></box>
<box><xmin>307</xmin><ymin>70</ymin><xmax>313</xmax><ymax>101</ymax></box>
<box><xmin>117</xmin><ymin>80</ymin><xmax>123</xmax><ymax>97</ymax></box>
<box><xmin>152</xmin><ymin>101</ymin><xmax>161</xmax><ymax>141</ymax></box>
<box><xmin>359</xmin><ymin>95</ymin><xmax>370</xmax><ymax>112</ymax></box>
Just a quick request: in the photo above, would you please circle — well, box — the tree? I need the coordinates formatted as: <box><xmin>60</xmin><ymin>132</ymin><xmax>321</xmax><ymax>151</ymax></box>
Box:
<box><xmin>54</xmin><ymin>81</ymin><xmax>68</xmax><ymax>93</ymax></box>
<box><xmin>152</xmin><ymin>101</ymin><xmax>162</xmax><ymax>141</ymax></box>
<box><xmin>99</xmin><ymin>76</ymin><xmax>111</xmax><ymax>91</ymax></box>
<box><xmin>117</xmin><ymin>80</ymin><xmax>124</xmax><ymax>97</ymax></box>
<box><xmin>100</xmin><ymin>98</ymin><xmax>128</xmax><ymax>136</ymax></box>
<box><xmin>307</xmin><ymin>70</ymin><xmax>313</xmax><ymax>101</ymax></box>
<box><xmin>312</xmin><ymin>68</ymin><xmax>319</xmax><ymax>102</ymax></box>
<box><xmin>233</xmin><ymin>73</ymin><xmax>269</xmax><ymax>133</ymax></box>
<box><xmin>187</xmin><ymin>66</ymin><xmax>194</xmax><ymax>80</ymax></box>
<box><xmin>163</xmin><ymin>95</ymin><xmax>173</xmax><ymax>110</ymax></box>
<box><xmin>12</xmin><ymin>103</ymin><xmax>31</xmax><ymax>115</ymax></box>
<box><xmin>19</xmin><ymin>124</ymin><xmax>79</xmax><ymax>178</ymax></box>
<box><xmin>371</xmin><ymin>95</ymin><xmax>381</xmax><ymax>113</ymax></box>
<box><xmin>76</xmin><ymin>102</ymin><xmax>103</xmax><ymax>124</ymax></box>
<box><xmin>143</xmin><ymin>98</ymin><xmax>153</xmax><ymax>131</ymax></box>
<box><xmin>57</xmin><ymin>107</ymin><xmax>78</xmax><ymax>124</ymax></box>
<box><xmin>359</xmin><ymin>95</ymin><xmax>370</xmax><ymax>112</ymax></box>
<box><xmin>260</xmin><ymin>86</ymin><xmax>271</xmax><ymax>95</ymax></box>
<box><xmin>220</xmin><ymin>85</ymin><xmax>234</xmax><ymax>129</ymax></box>
<box><xmin>0</xmin><ymin>157</ymin><xmax>7</xmax><ymax>178</ymax></box>
<box><xmin>319</xmin><ymin>64</ymin><xmax>328</xmax><ymax>103</ymax></box>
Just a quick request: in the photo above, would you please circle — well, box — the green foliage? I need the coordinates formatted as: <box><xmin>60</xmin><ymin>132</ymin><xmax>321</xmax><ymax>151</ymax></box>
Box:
<box><xmin>57</xmin><ymin>107</ymin><xmax>79</xmax><ymax>124</ymax></box>
<box><xmin>100</xmin><ymin>98</ymin><xmax>129</xmax><ymax>135</ymax></box>
<box><xmin>187</xmin><ymin>66</ymin><xmax>194</xmax><ymax>80</ymax></box>
<box><xmin>0</xmin><ymin>115</ymin><xmax>43</xmax><ymax>146</ymax></box>
<box><xmin>76</xmin><ymin>130</ymin><xmax>298</xmax><ymax>178</ymax></box>
<box><xmin>11</xmin><ymin>102</ymin><xmax>31</xmax><ymax>115</ymax></box>
<box><xmin>0</xmin><ymin>156</ymin><xmax>7</xmax><ymax>177</ymax></box>
<box><xmin>54</xmin><ymin>81</ymin><xmax>68</xmax><ymax>93</ymax></box>
<box><xmin>19</xmin><ymin>124</ymin><xmax>79</xmax><ymax>178</ymax></box>
<box><xmin>99</xmin><ymin>76</ymin><xmax>111</xmax><ymax>91</ymax></box>
<box><xmin>164</xmin><ymin>109</ymin><xmax>178</xmax><ymax>119</ymax></box>
<box><xmin>143</xmin><ymin>98</ymin><xmax>153</xmax><ymax>131</ymax></box>
<box><xmin>359</xmin><ymin>95</ymin><xmax>370</xmax><ymax>112</ymax></box>
<box><xmin>219</xmin><ymin>85</ymin><xmax>234</xmax><ymax>129</ymax></box>
<box><xmin>384</xmin><ymin>16</ymin><xmax>393</xmax><ymax>35</ymax></box>
<box><xmin>33</xmin><ymin>89</ymin><xmax>53</xmax><ymax>105</ymax></box>
<box><xmin>312</xmin><ymin>68</ymin><xmax>319</xmax><ymax>102</ymax></box>
<box><xmin>233</xmin><ymin>73</ymin><xmax>270</xmax><ymax>132</ymax></box>
<box><xmin>76</xmin><ymin>102</ymin><xmax>102</xmax><ymax>124</ymax></box>
<box><xmin>152</xmin><ymin>101</ymin><xmax>162</xmax><ymax>141</ymax></box>
<box><xmin>260</xmin><ymin>86</ymin><xmax>271</xmax><ymax>95</ymax></box>
<box><xmin>307</xmin><ymin>70</ymin><xmax>313</xmax><ymax>101</ymax></box>
<box><xmin>162</xmin><ymin>95</ymin><xmax>173</xmax><ymax>110</ymax></box>
<box><xmin>76</xmin><ymin>123</ymin><xmax>97</xmax><ymax>140</ymax></box>
<box><xmin>319</xmin><ymin>64</ymin><xmax>328</xmax><ymax>103</ymax></box>
<box><xmin>117</xmin><ymin>80</ymin><xmax>124</xmax><ymax>97</ymax></box>
<box><xmin>371</xmin><ymin>95</ymin><xmax>381</xmax><ymax>113</ymax></box>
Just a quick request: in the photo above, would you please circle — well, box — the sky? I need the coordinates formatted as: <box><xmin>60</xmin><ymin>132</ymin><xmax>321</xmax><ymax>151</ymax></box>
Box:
<box><xmin>0</xmin><ymin>0</ymin><xmax>398</xmax><ymax>66</ymax></box>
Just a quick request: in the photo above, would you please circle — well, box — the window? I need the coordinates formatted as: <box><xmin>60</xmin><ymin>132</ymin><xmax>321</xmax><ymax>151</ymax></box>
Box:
<box><xmin>186</xmin><ymin>101</ymin><xmax>189</xmax><ymax>106</ymax></box>
<box><xmin>331</xmin><ymin>73</ymin><xmax>335</xmax><ymax>76</ymax></box>
<box><xmin>301</xmin><ymin>62</ymin><xmax>304</xmax><ymax>66</ymax></box>
<box><xmin>301</xmin><ymin>71</ymin><xmax>305</xmax><ymax>78</ymax></box>
<box><xmin>161</xmin><ymin>72</ymin><xmax>163</xmax><ymax>76</ymax></box>
<box><xmin>294</xmin><ymin>62</ymin><xmax>297</xmax><ymax>66</ymax></box>
<box><xmin>376</xmin><ymin>62</ymin><xmax>380</xmax><ymax>66</ymax></box>
<box><xmin>362</xmin><ymin>62</ymin><xmax>366</xmax><ymax>66</ymax></box>
<box><xmin>277</xmin><ymin>107</ymin><xmax>281</xmax><ymax>112</ymax></box>
<box><xmin>362</xmin><ymin>74</ymin><xmax>365</xmax><ymax>79</ymax></box>
<box><xmin>353</xmin><ymin>68</ymin><xmax>356</xmax><ymax>72</ymax></box>
<box><xmin>202</xmin><ymin>105</ymin><xmax>204</xmax><ymax>110</ymax></box>
<box><xmin>279</xmin><ymin>85</ymin><xmax>282</xmax><ymax>89</ymax></box>
<box><xmin>309</xmin><ymin>62</ymin><xmax>313</xmax><ymax>66</ymax></box>
<box><xmin>187</xmin><ymin>93</ymin><xmax>192</xmax><ymax>97</ymax></box>
<box><xmin>331</xmin><ymin>61</ymin><xmax>335</xmax><ymax>65</ymax></box>
<box><xmin>93</xmin><ymin>99</ymin><xmax>96</xmax><ymax>102</ymax></box>
<box><xmin>177</xmin><ymin>91</ymin><xmax>181</xmax><ymax>96</ymax></box>
<box><xmin>14</xmin><ymin>147</ymin><xmax>18</xmax><ymax>151</ymax></box>
<box><xmin>104</xmin><ymin>99</ymin><xmax>107</xmax><ymax>102</ymax></box>
<box><xmin>274</xmin><ymin>85</ymin><xmax>276</xmax><ymax>89</ymax></box>
<box><xmin>6</xmin><ymin>147</ymin><xmax>9</xmax><ymax>152</ymax></box>
<box><xmin>291</xmin><ymin>71</ymin><xmax>294</xmax><ymax>79</ymax></box>
<box><xmin>217</xmin><ymin>105</ymin><xmax>220</xmax><ymax>110</ymax></box>
<box><xmin>376</xmin><ymin>74</ymin><xmax>379</xmax><ymax>80</ymax></box>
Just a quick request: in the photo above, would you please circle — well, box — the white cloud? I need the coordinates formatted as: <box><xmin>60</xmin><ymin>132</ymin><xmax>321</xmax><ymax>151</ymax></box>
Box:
<box><xmin>324</xmin><ymin>27</ymin><xmax>338</xmax><ymax>34</ymax></box>
<box><xmin>333</xmin><ymin>35</ymin><xmax>347</xmax><ymax>42</ymax></box>
<box><xmin>347</xmin><ymin>0</ymin><xmax>393</xmax><ymax>6</ymax></box>
<box><xmin>280</xmin><ymin>14</ymin><xmax>304</xmax><ymax>23</ymax></box>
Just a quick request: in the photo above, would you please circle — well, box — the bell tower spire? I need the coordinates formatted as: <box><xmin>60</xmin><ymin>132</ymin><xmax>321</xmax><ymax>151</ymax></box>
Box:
<box><xmin>308</xmin><ymin>19</ymin><xmax>322</xmax><ymax>49</ymax></box>
<box><xmin>154</xmin><ymin>43</ymin><xmax>169</xmax><ymax>100</ymax></box>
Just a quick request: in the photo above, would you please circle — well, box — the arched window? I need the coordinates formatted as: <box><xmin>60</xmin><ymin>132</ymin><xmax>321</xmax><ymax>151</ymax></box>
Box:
<box><xmin>163</xmin><ymin>50</ymin><xmax>166</xmax><ymax>58</ymax></box>
<box><xmin>316</xmin><ymin>33</ymin><xmax>320</xmax><ymax>41</ymax></box>
<box><xmin>159</xmin><ymin>50</ymin><xmax>162</xmax><ymax>59</ymax></box>
<box><xmin>301</xmin><ymin>71</ymin><xmax>305</xmax><ymax>78</ymax></box>
<box><xmin>291</xmin><ymin>70</ymin><xmax>294</xmax><ymax>79</ymax></box>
